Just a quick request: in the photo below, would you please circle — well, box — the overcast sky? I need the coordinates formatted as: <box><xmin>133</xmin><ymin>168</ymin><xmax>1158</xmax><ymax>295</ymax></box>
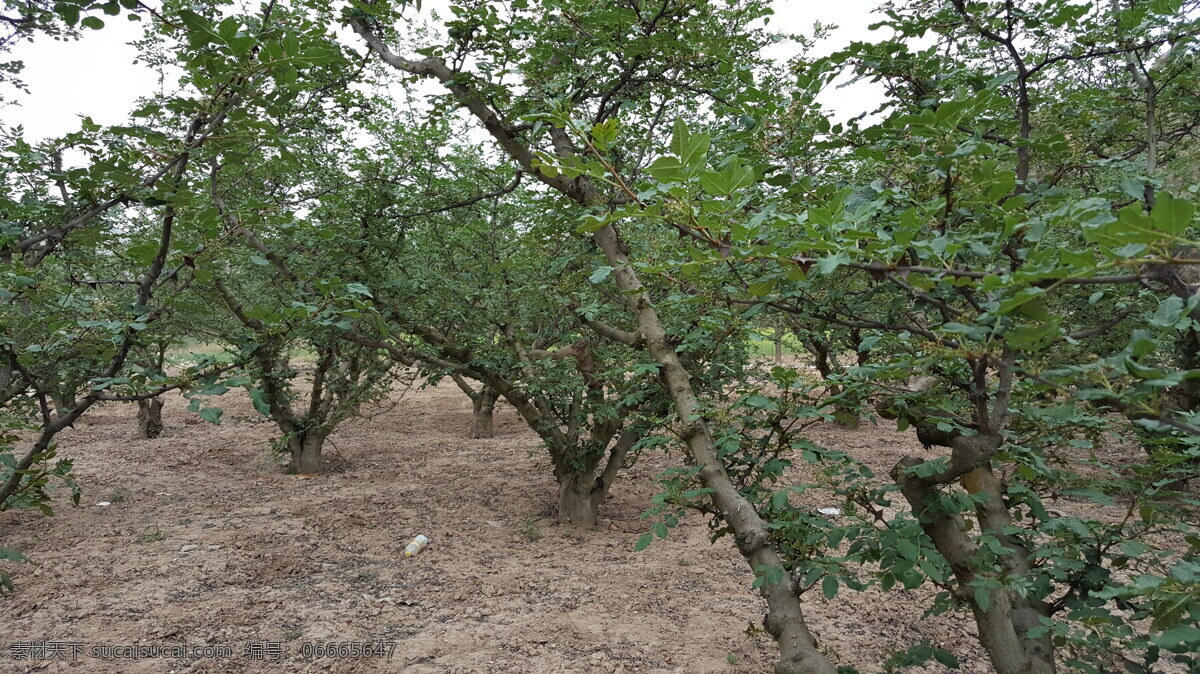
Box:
<box><xmin>3</xmin><ymin>0</ymin><xmax>884</xmax><ymax>141</ymax></box>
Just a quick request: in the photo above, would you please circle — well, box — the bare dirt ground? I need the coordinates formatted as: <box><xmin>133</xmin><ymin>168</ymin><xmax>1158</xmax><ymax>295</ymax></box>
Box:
<box><xmin>0</xmin><ymin>378</ymin><xmax>1142</xmax><ymax>673</ymax></box>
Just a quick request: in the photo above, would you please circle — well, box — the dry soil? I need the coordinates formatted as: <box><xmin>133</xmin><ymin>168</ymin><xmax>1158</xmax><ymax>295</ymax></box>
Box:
<box><xmin>0</xmin><ymin>378</ymin><xmax>1138</xmax><ymax>673</ymax></box>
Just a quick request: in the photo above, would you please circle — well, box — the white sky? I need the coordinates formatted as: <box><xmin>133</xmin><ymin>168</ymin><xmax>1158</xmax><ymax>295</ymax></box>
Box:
<box><xmin>2</xmin><ymin>0</ymin><xmax>884</xmax><ymax>141</ymax></box>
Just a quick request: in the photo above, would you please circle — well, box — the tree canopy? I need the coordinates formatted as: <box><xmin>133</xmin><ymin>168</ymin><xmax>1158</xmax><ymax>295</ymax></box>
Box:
<box><xmin>2</xmin><ymin>0</ymin><xmax>1198</xmax><ymax>671</ymax></box>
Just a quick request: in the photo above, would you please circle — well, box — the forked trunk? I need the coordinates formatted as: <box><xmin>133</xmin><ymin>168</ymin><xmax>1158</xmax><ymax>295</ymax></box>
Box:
<box><xmin>553</xmin><ymin>429</ymin><xmax>637</xmax><ymax>527</ymax></box>
<box><xmin>289</xmin><ymin>434</ymin><xmax>325</xmax><ymax>474</ymax></box>
<box><xmin>894</xmin><ymin>458</ymin><xmax>1055</xmax><ymax>674</ymax></box>
<box><xmin>137</xmin><ymin>398</ymin><xmax>165</xmax><ymax>439</ymax></box>
<box><xmin>470</xmin><ymin>386</ymin><xmax>497</xmax><ymax>439</ymax></box>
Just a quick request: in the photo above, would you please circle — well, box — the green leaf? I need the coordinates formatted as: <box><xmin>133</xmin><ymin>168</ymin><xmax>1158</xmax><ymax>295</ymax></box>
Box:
<box><xmin>1151</xmin><ymin>625</ymin><xmax>1200</xmax><ymax>653</ymax></box>
<box><xmin>917</xmin><ymin>558</ymin><xmax>946</xmax><ymax>584</ymax></box>
<box><xmin>217</xmin><ymin>16</ymin><xmax>240</xmax><ymax>40</ymax></box>
<box><xmin>590</xmin><ymin>119</ymin><xmax>619</xmax><ymax>149</ymax></box>
<box><xmin>589</xmin><ymin>266</ymin><xmax>613</xmax><ymax>284</ymax></box>
<box><xmin>699</xmin><ymin>170</ymin><xmax>727</xmax><ymax>196</ymax></box>
<box><xmin>228</xmin><ymin>35</ymin><xmax>257</xmax><ymax>56</ymax></box>
<box><xmin>576</xmin><ymin>213</ymin><xmax>609</xmax><ymax>234</ymax></box>
<box><xmin>974</xmin><ymin>586</ymin><xmax>991</xmax><ymax>612</ymax></box>
<box><xmin>534</xmin><ymin>158</ymin><xmax>559</xmax><ymax>178</ymax></box>
<box><xmin>199</xmin><ymin>407</ymin><xmax>223</xmax><ymax>425</ymax></box>
<box><xmin>1151</xmin><ymin>192</ymin><xmax>1195</xmax><ymax>235</ymax></box>
<box><xmin>1058</xmin><ymin>249</ymin><xmax>1095</xmax><ymax>269</ymax></box>
<box><xmin>998</xmin><ymin>287</ymin><xmax>1045</xmax><ymax>315</ymax></box>
<box><xmin>1118</xmin><ymin>175</ymin><xmax>1144</xmax><ymax>200</ymax></box>
<box><xmin>634</xmin><ymin>532</ymin><xmax>653</xmax><ymax>551</ymax></box>
<box><xmin>822</xmin><ymin>575</ymin><xmax>839</xmax><ymax>599</ymax></box>
<box><xmin>0</xmin><ymin>548</ymin><xmax>28</xmax><ymax>562</ymax></box>
<box><xmin>747</xmin><ymin>279</ymin><xmax>775</xmax><ymax>296</ymax></box>
<box><xmin>177</xmin><ymin>9</ymin><xmax>217</xmax><ymax>45</ymax></box>
<box><xmin>986</xmin><ymin>72</ymin><xmax>1016</xmax><ymax>89</ymax></box>
<box><xmin>126</xmin><ymin>240</ymin><xmax>161</xmax><ymax>265</ymax></box>
<box><xmin>816</xmin><ymin>253</ymin><xmax>848</xmax><ymax>275</ymax></box>
<box><xmin>669</xmin><ymin>118</ymin><xmax>710</xmax><ymax>174</ymax></box>
<box><xmin>896</xmin><ymin>538</ymin><xmax>919</xmax><ymax>560</ymax></box>
<box><xmin>282</xmin><ymin>31</ymin><xmax>300</xmax><ymax>56</ymax></box>
<box><xmin>1125</xmin><ymin>357</ymin><xmax>1166</xmax><ymax>379</ymax></box>
<box><xmin>699</xmin><ymin>161</ymin><xmax>754</xmax><ymax>196</ymax></box>
<box><xmin>57</xmin><ymin>4</ymin><xmax>81</xmax><ymax>25</ymax></box>
<box><xmin>1149</xmin><ymin>296</ymin><xmax>1185</xmax><ymax>329</ymax></box>
<box><xmin>932</xmin><ymin>649</ymin><xmax>959</xmax><ymax>668</ymax></box>
<box><xmin>80</xmin><ymin>16</ymin><xmax>105</xmax><ymax>29</ymax></box>
<box><xmin>647</xmin><ymin>156</ymin><xmax>686</xmax><ymax>183</ymax></box>
<box><xmin>247</xmin><ymin>388</ymin><xmax>271</xmax><ymax>416</ymax></box>
<box><xmin>753</xmin><ymin>565</ymin><xmax>786</xmax><ymax>589</ymax></box>
<box><xmin>1018</xmin><ymin>298</ymin><xmax>1051</xmax><ymax>322</ymax></box>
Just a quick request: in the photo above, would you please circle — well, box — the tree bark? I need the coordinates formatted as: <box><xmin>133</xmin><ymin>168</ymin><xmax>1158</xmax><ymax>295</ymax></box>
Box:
<box><xmin>794</xmin><ymin>328</ymin><xmax>857</xmax><ymax>426</ymax></box>
<box><xmin>556</xmin><ymin>470</ymin><xmax>602</xmax><ymax>526</ymax></box>
<box><xmin>969</xmin><ymin>466</ymin><xmax>1055</xmax><ymax>672</ymax></box>
<box><xmin>893</xmin><ymin>432</ymin><xmax>1055</xmax><ymax>674</ymax></box>
<box><xmin>552</xmin><ymin>427</ymin><xmax>638</xmax><ymax>527</ymax></box>
<box><xmin>137</xmin><ymin>398</ymin><xmax>165</xmax><ymax>439</ymax></box>
<box><xmin>289</xmin><ymin>434</ymin><xmax>325</xmax><ymax>475</ymax></box>
<box><xmin>470</xmin><ymin>385</ymin><xmax>497</xmax><ymax>439</ymax></box>
<box><xmin>1178</xmin><ymin>330</ymin><xmax>1200</xmax><ymax>411</ymax></box>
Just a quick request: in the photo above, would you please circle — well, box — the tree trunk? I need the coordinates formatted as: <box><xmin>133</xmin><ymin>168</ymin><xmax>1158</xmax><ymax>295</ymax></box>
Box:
<box><xmin>799</xmin><ymin>334</ymin><xmax>857</xmax><ymax>426</ymax></box>
<box><xmin>289</xmin><ymin>434</ymin><xmax>325</xmax><ymax>474</ymax></box>
<box><xmin>137</xmin><ymin>398</ymin><xmax>165</xmax><ymax>439</ymax></box>
<box><xmin>894</xmin><ymin>457</ymin><xmax>1055</xmax><ymax>674</ymax></box>
<box><xmin>557</xmin><ymin>471</ymin><xmax>602</xmax><ymax>527</ymax></box>
<box><xmin>593</xmin><ymin>223</ymin><xmax>836</xmax><ymax>674</ymax></box>
<box><xmin>1177</xmin><ymin>328</ymin><xmax>1200</xmax><ymax>411</ymax></box>
<box><xmin>53</xmin><ymin>393</ymin><xmax>77</xmax><ymax>417</ymax></box>
<box><xmin>348</xmin><ymin>29</ymin><xmax>828</xmax><ymax>669</ymax></box>
<box><xmin>553</xmin><ymin>429</ymin><xmax>637</xmax><ymax>527</ymax></box>
<box><xmin>970</xmin><ymin>467</ymin><xmax>1056</xmax><ymax>672</ymax></box>
<box><xmin>470</xmin><ymin>386</ymin><xmax>497</xmax><ymax>439</ymax></box>
<box><xmin>773</xmin><ymin>324</ymin><xmax>783</xmax><ymax>363</ymax></box>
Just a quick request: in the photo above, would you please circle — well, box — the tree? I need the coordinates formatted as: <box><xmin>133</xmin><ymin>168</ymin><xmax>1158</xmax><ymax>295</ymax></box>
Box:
<box><xmin>349</xmin><ymin>0</ymin><xmax>1199</xmax><ymax>669</ymax></box>
<box><xmin>317</xmin><ymin>129</ymin><xmax>667</xmax><ymax>524</ymax></box>
<box><xmin>3</xmin><ymin>0</ymin><xmax>1197</xmax><ymax>669</ymax></box>
<box><xmin>1</xmin><ymin>0</ymin><xmax>352</xmax><ymax>502</ymax></box>
<box><xmin>349</xmin><ymin>1</ymin><xmax>840</xmax><ymax>669</ymax></box>
<box><xmin>578</xmin><ymin>0</ymin><xmax>1200</xmax><ymax>669</ymax></box>
<box><xmin>1</xmin><ymin>33</ymin><xmax>238</xmax><ymax>511</ymax></box>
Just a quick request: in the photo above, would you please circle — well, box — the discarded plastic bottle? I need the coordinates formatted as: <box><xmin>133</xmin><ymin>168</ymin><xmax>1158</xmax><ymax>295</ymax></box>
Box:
<box><xmin>404</xmin><ymin>535</ymin><xmax>429</xmax><ymax>558</ymax></box>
